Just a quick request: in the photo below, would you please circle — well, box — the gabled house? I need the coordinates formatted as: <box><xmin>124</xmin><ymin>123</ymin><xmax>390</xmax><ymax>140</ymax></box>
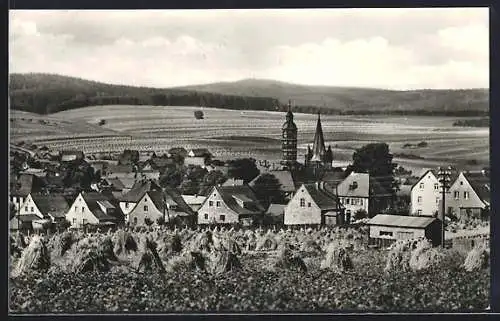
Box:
<box><xmin>182</xmin><ymin>194</ymin><xmax>207</xmax><ymax>212</ymax></box>
<box><xmin>265</xmin><ymin>204</ymin><xmax>286</xmax><ymax>225</ymax></box>
<box><xmin>284</xmin><ymin>182</ymin><xmax>344</xmax><ymax>226</ymax></box>
<box><xmin>66</xmin><ymin>192</ymin><xmax>123</xmax><ymax>229</ymax></box>
<box><xmin>10</xmin><ymin>174</ymin><xmax>44</xmax><ymax>212</ymax></box>
<box><xmin>185</xmin><ymin>149</ymin><xmax>212</xmax><ymax>167</ymax></box>
<box><xmin>18</xmin><ymin>193</ymin><xmax>70</xmax><ymax>223</ymax></box>
<box><xmin>446</xmin><ymin>171</ymin><xmax>490</xmax><ymax>221</ymax></box>
<box><xmin>335</xmin><ymin>172</ymin><xmax>393</xmax><ymax>220</ymax></box>
<box><xmin>411</xmin><ymin>169</ymin><xmax>459</xmax><ymax>217</ymax></box>
<box><xmin>197</xmin><ymin>185</ymin><xmax>265</xmax><ymax>225</ymax></box>
<box><xmin>119</xmin><ymin>179</ymin><xmax>163</xmax><ymax>223</ymax></box>
<box><xmin>128</xmin><ymin>188</ymin><xmax>196</xmax><ymax>226</ymax></box>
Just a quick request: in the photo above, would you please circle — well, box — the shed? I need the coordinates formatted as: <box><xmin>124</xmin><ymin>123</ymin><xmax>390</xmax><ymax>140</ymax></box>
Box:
<box><xmin>367</xmin><ymin>214</ymin><xmax>442</xmax><ymax>247</ymax></box>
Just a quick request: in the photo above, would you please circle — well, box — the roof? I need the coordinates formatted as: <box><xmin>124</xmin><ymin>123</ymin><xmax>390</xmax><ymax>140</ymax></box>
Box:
<box><xmin>250</xmin><ymin>170</ymin><xmax>296</xmax><ymax>193</ymax></box>
<box><xmin>117</xmin><ymin>177</ymin><xmax>137</xmax><ymax>189</ymax></box>
<box><xmin>16</xmin><ymin>214</ymin><xmax>42</xmax><ymax>222</ymax></box>
<box><xmin>168</xmin><ymin>147</ymin><xmax>188</xmax><ymax>155</ymax></box>
<box><xmin>368</xmin><ymin>214</ymin><xmax>437</xmax><ymax>229</ymax></box>
<box><xmin>303</xmin><ymin>183</ymin><xmax>341</xmax><ymax>211</ymax></box>
<box><xmin>336</xmin><ymin>172</ymin><xmax>370</xmax><ymax>198</ymax></box>
<box><xmin>266</xmin><ymin>204</ymin><xmax>286</xmax><ymax>216</ymax></box>
<box><xmin>189</xmin><ymin>148</ymin><xmax>212</xmax><ymax>157</ymax></box>
<box><xmin>463</xmin><ymin>171</ymin><xmax>490</xmax><ymax>204</ymax></box>
<box><xmin>182</xmin><ymin>195</ymin><xmax>207</xmax><ymax>205</ymax></box>
<box><xmin>214</xmin><ymin>185</ymin><xmax>265</xmax><ymax>216</ymax></box>
<box><xmin>107</xmin><ymin>178</ymin><xmax>126</xmax><ymax>190</ymax></box>
<box><xmin>396</xmin><ymin>185</ymin><xmax>412</xmax><ymax>197</ymax></box>
<box><xmin>310</xmin><ymin>113</ymin><xmax>326</xmax><ymax>162</ymax></box>
<box><xmin>30</xmin><ymin>193</ymin><xmax>69</xmax><ymax>218</ymax></box>
<box><xmin>150</xmin><ymin>157</ymin><xmax>175</xmax><ymax>169</ymax></box>
<box><xmin>106</xmin><ymin>164</ymin><xmax>135</xmax><ymax>175</ymax></box>
<box><xmin>412</xmin><ymin>168</ymin><xmax>460</xmax><ymax>191</ymax></box>
<box><xmin>120</xmin><ymin>179</ymin><xmax>162</xmax><ymax>202</ymax></box>
<box><xmin>11</xmin><ymin>174</ymin><xmax>42</xmax><ymax>196</ymax></box>
<box><xmin>222</xmin><ymin>178</ymin><xmax>245</xmax><ymax>186</ymax></box>
<box><xmin>61</xmin><ymin>150</ymin><xmax>84</xmax><ymax>157</ymax></box>
<box><xmin>81</xmin><ymin>192</ymin><xmax>118</xmax><ymax>221</ymax></box>
<box><xmin>145</xmin><ymin>188</ymin><xmax>196</xmax><ymax>216</ymax></box>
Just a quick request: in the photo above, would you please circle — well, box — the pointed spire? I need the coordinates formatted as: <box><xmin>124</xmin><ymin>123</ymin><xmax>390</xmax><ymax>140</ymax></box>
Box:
<box><xmin>288</xmin><ymin>100</ymin><xmax>292</xmax><ymax>112</ymax></box>
<box><xmin>310</xmin><ymin>112</ymin><xmax>326</xmax><ymax>163</ymax></box>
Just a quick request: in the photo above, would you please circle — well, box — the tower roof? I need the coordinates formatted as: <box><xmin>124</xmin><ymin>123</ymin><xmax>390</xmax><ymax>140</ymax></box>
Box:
<box><xmin>310</xmin><ymin>112</ymin><xmax>326</xmax><ymax>162</ymax></box>
<box><xmin>282</xmin><ymin>99</ymin><xmax>297</xmax><ymax>130</ymax></box>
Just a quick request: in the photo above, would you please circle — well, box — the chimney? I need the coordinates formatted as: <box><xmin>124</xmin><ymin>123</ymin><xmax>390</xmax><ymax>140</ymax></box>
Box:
<box><xmin>315</xmin><ymin>181</ymin><xmax>319</xmax><ymax>189</ymax></box>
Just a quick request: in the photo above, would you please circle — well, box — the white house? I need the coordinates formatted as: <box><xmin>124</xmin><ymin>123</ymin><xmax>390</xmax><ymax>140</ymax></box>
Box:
<box><xmin>66</xmin><ymin>192</ymin><xmax>122</xmax><ymax>229</ymax></box>
<box><xmin>197</xmin><ymin>185</ymin><xmax>265</xmax><ymax>225</ymax></box>
<box><xmin>19</xmin><ymin>193</ymin><xmax>69</xmax><ymax>223</ymax></box>
<box><xmin>182</xmin><ymin>194</ymin><xmax>207</xmax><ymax>212</ymax></box>
<box><xmin>446</xmin><ymin>171</ymin><xmax>490</xmax><ymax>221</ymax></box>
<box><xmin>119</xmin><ymin>179</ymin><xmax>162</xmax><ymax>223</ymax></box>
<box><xmin>411</xmin><ymin>170</ymin><xmax>444</xmax><ymax>216</ymax></box>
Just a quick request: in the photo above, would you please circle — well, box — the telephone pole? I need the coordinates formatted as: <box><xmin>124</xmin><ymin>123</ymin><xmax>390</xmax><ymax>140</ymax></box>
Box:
<box><xmin>437</xmin><ymin>166</ymin><xmax>452</xmax><ymax>248</ymax></box>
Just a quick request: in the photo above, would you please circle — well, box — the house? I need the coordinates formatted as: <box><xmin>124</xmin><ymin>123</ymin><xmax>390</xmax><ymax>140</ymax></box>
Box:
<box><xmin>60</xmin><ymin>150</ymin><xmax>85</xmax><ymax>163</ymax></box>
<box><xmin>20</xmin><ymin>167</ymin><xmax>46</xmax><ymax>178</ymax></box>
<box><xmin>149</xmin><ymin>157</ymin><xmax>176</xmax><ymax>171</ymax></box>
<box><xmin>10</xmin><ymin>174</ymin><xmax>44</xmax><ymax>212</ymax></box>
<box><xmin>249</xmin><ymin>170</ymin><xmax>297</xmax><ymax>199</ymax></box>
<box><xmin>222</xmin><ymin>178</ymin><xmax>245</xmax><ymax>187</ymax></box>
<box><xmin>367</xmin><ymin>214</ymin><xmax>442</xmax><ymax>247</ymax></box>
<box><xmin>335</xmin><ymin>172</ymin><xmax>393</xmax><ymax>221</ymax></box>
<box><xmin>119</xmin><ymin>179</ymin><xmax>163</xmax><ymax>223</ymax></box>
<box><xmin>66</xmin><ymin>192</ymin><xmax>123</xmax><ymax>229</ymax></box>
<box><xmin>104</xmin><ymin>164</ymin><xmax>136</xmax><ymax>177</ymax></box>
<box><xmin>197</xmin><ymin>185</ymin><xmax>265</xmax><ymax>226</ymax></box>
<box><xmin>10</xmin><ymin>215</ymin><xmax>40</xmax><ymax>232</ymax></box>
<box><xmin>265</xmin><ymin>204</ymin><xmax>286</xmax><ymax>225</ymax></box>
<box><xmin>284</xmin><ymin>182</ymin><xmax>344</xmax><ymax>226</ymax></box>
<box><xmin>182</xmin><ymin>194</ymin><xmax>207</xmax><ymax>212</ymax></box>
<box><xmin>446</xmin><ymin>171</ymin><xmax>490</xmax><ymax>221</ymax></box>
<box><xmin>185</xmin><ymin>149</ymin><xmax>212</xmax><ymax>167</ymax></box>
<box><xmin>411</xmin><ymin>169</ymin><xmax>459</xmax><ymax>216</ymax></box>
<box><xmin>128</xmin><ymin>188</ymin><xmax>196</xmax><ymax>226</ymax></box>
<box><xmin>18</xmin><ymin>193</ymin><xmax>70</xmax><ymax>223</ymax></box>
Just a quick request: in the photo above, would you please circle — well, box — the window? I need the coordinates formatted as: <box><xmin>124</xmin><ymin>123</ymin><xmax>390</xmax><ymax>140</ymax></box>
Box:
<box><xmin>419</xmin><ymin>183</ymin><xmax>424</xmax><ymax>189</ymax></box>
<box><xmin>216</xmin><ymin>201</ymin><xmax>221</xmax><ymax>207</ymax></box>
<box><xmin>308</xmin><ymin>202</ymin><xmax>311</xmax><ymax>207</ymax></box>
<box><xmin>417</xmin><ymin>196</ymin><xmax>422</xmax><ymax>203</ymax></box>
<box><xmin>82</xmin><ymin>219</ymin><xmax>88</xmax><ymax>225</ymax></box>
<box><xmin>204</xmin><ymin>213</ymin><xmax>208</xmax><ymax>219</ymax></box>
<box><xmin>75</xmin><ymin>206</ymin><xmax>78</xmax><ymax>212</ymax></box>
<box><xmin>82</xmin><ymin>207</ymin><xmax>84</xmax><ymax>213</ymax></box>
<box><xmin>31</xmin><ymin>207</ymin><xmax>34</xmax><ymax>212</ymax></box>
<box><xmin>25</xmin><ymin>206</ymin><xmax>28</xmax><ymax>212</ymax></box>
<box><xmin>300</xmin><ymin>198</ymin><xmax>305</xmax><ymax>207</ymax></box>
<box><xmin>379</xmin><ymin>231</ymin><xmax>393</xmax><ymax>237</ymax></box>
<box><xmin>454</xmin><ymin>191</ymin><xmax>459</xmax><ymax>199</ymax></box>
<box><xmin>144</xmin><ymin>205</ymin><xmax>148</xmax><ymax>211</ymax></box>
<box><xmin>397</xmin><ymin>231</ymin><xmax>414</xmax><ymax>239</ymax></box>
<box><xmin>417</xmin><ymin>210</ymin><xmax>422</xmax><ymax>215</ymax></box>
<box><xmin>464</xmin><ymin>192</ymin><xmax>469</xmax><ymax>200</ymax></box>
<box><xmin>133</xmin><ymin>217</ymin><xmax>138</xmax><ymax>225</ymax></box>
<box><xmin>434</xmin><ymin>183</ymin><xmax>439</xmax><ymax>190</ymax></box>
<box><xmin>72</xmin><ymin>218</ymin><xmax>76</xmax><ymax>224</ymax></box>
<box><xmin>219</xmin><ymin>215</ymin><xmax>225</xmax><ymax>222</ymax></box>
<box><xmin>346</xmin><ymin>198</ymin><xmax>350</xmax><ymax>205</ymax></box>
<box><xmin>460</xmin><ymin>181</ymin><xmax>463</xmax><ymax>185</ymax></box>
<box><xmin>213</xmin><ymin>194</ymin><xmax>216</xmax><ymax>197</ymax></box>
<box><xmin>125</xmin><ymin>202</ymin><xmax>129</xmax><ymax>209</ymax></box>
<box><xmin>209</xmin><ymin>201</ymin><xmax>213</xmax><ymax>207</ymax></box>
<box><xmin>436</xmin><ymin>197</ymin><xmax>440</xmax><ymax>204</ymax></box>
<box><xmin>360</xmin><ymin>199</ymin><xmax>363</xmax><ymax>206</ymax></box>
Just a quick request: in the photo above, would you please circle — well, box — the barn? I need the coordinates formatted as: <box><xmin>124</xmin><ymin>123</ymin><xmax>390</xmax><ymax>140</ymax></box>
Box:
<box><xmin>367</xmin><ymin>214</ymin><xmax>442</xmax><ymax>247</ymax></box>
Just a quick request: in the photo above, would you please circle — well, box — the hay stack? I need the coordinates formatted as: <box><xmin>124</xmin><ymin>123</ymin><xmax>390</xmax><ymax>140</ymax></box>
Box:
<box><xmin>320</xmin><ymin>242</ymin><xmax>353</xmax><ymax>272</ymax></box>
<box><xmin>207</xmin><ymin>249</ymin><xmax>241</xmax><ymax>275</ymax></box>
<box><xmin>48</xmin><ymin>231</ymin><xmax>76</xmax><ymax>258</ymax></box>
<box><xmin>274</xmin><ymin>243</ymin><xmax>307</xmax><ymax>272</ymax></box>
<box><xmin>113</xmin><ymin>230</ymin><xmax>138</xmax><ymax>256</ymax></box>
<box><xmin>13</xmin><ymin>235</ymin><xmax>50</xmax><ymax>277</ymax></box>
<box><xmin>255</xmin><ymin>231</ymin><xmax>278</xmax><ymax>251</ymax></box>
<box><xmin>384</xmin><ymin>240</ymin><xmax>412</xmax><ymax>273</ymax></box>
<box><xmin>69</xmin><ymin>236</ymin><xmax>118</xmax><ymax>274</ymax></box>
<box><xmin>300</xmin><ymin>236</ymin><xmax>323</xmax><ymax>255</ymax></box>
<box><xmin>408</xmin><ymin>239</ymin><xmax>442</xmax><ymax>272</ymax></box>
<box><xmin>135</xmin><ymin>236</ymin><xmax>166</xmax><ymax>274</ymax></box>
<box><xmin>463</xmin><ymin>242</ymin><xmax>489</xmax><ymax>272</ymax></box>
<box><xmin>15</xmin><ymin>232</ymin><xmax>27</xmax><ymax>249</ymax></box>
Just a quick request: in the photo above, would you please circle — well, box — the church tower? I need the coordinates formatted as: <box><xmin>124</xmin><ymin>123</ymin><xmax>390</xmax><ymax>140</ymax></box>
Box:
<box><xmin>281</xmin><ymin>100</ymin><xmax>298</xmax><ymax>169</ymax></box>
<box><xmin>310</xmin><ymin>112</ymin><xmax>327</xmax><ymax>164</ymax></box>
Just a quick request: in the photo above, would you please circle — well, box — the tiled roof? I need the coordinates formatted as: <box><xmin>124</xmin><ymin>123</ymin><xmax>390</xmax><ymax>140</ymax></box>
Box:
<box><xmin>82</xmin><ymin>192</ymin><xmax>118</xmax><ymax>221</ymax></box>
<box><xmin>250</xmin><ymin>170</ymin><xmax>296</xmax><ymax>193</ymax></box>
<box><xmin>266</xmin><ymin>204</ymin><xmax>286</xmax><ymax>216</ymax></box>
<box><xmin>120</xmin><ymin>179</ymin><xmax>162</xmax><ymax>202</ymax></box>
<box><xmin>31</xmin><ymin>193</ymin><xmax>69</xmax><ymax>218</ymax></box>
<box><xmin>215</xmin><ymin>185</ymin><xmax>265</xmax><ymax>216</ymax></box>
<box><xmin>368</xmin><ymin>214</ymin><xmax>437</xmax><ymax>228</ymax></box>
<box><xmin>303</xmin><ymin>183</ymin><xmax>341</xmax><ymax>211</ymax></box>
<box><xmin>182</xmin><ymin>195</ymin><xmax>207</xmax><ymax>205</ymax></box>
<box><xmin>107</xmin><ymin>178</ymin><xmax>126</xmax><ymax>190</ymax></box>
<box><xmin>189</xmin><ymin>148</ymin><xmax>211</xmax><ymax>157</ymax></box>
<box><xmin>464</xmin><ymin>172</ymin><xmax>490</xmax><ymax>204</ymax></box>
<box><xmin>146</xmin><ymin>188</ymin><xmax>196</xmax><ymax>216</ymax></box>
<box><xmin>336</xmin><ymin>172</ymin><xmax>370</xmax><ymax>198</ymax></box>
<box><xmin>223</xmin><ymin>178</ymin><xmax>245</xmax><ymax>186</ymax></box>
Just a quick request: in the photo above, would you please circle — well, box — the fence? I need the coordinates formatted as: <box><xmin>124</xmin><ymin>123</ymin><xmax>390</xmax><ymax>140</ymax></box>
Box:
<box><xmin>450</xmin><ymin>233</ymin><xmax>490</xmax><ymax>255</ymax></box>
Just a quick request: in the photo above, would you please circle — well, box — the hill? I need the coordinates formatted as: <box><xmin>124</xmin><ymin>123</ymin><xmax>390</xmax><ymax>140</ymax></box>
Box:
<box><xmin>9</xmin><ymin>73</ymin><xmax>489</xmax><ymax>116</ymax></box>
<box><xmin>176</xmin><ymin>78</ymin><xmax>489</xmax><ymax>116</ymax></box>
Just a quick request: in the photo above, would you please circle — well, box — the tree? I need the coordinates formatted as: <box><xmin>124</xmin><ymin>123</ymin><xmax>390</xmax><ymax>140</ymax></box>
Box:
<box><xmin>144</xmin><ymin>217</ymin><xmax>153</xmax><ymax>226</ymax></box>
<box><xmin>227</xmin><ymin>158</ymin><xmax>260</xmax><ymax>184</ymax></box>
<box><xmin>199</xmin><ymin>170</ymin><xmax>227</xmax><ymax>195</ymax></box>
<box><xmin>354</xmin><ymin>209</ymin><xmax>368</xmax><ymax>220</ymax></box>
<box><xmin>194</xmin><ymin>110</ymin><xmax>204</xmax><ymax>119</ymax></box>
<box><xmin>251</xmin><ymin>173</ymin><xmax>286</xmax><ymax>208</ymax></box>
<box><xmin>57</xmin><ymin>219</ymin><xmax>72</xmax><ymax>231</ymax></box>
<box><xmin>160</xmin><ymin>166</ymin><xmax>184</xmax><ymax>188</ymax></box>
<box><xmin>156</xmin><ymin>216</ymin><xmax>166</xmax><ymax>226</ymax></box>
<box><xmin>347</xmin><ymin>143</ymin><xmax>398</xmax><ymax>197</ymax></box>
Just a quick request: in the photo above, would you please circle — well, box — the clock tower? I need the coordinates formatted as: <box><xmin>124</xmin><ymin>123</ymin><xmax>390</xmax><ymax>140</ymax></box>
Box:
<box><xmin>281</xmin><ymin>100</ymin><xmax>298</xmax><ymax>169</ymax></box>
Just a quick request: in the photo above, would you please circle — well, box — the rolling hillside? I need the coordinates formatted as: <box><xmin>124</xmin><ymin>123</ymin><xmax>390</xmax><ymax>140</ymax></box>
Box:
<box><xmin>9</xmin><ymin>73</ymin><xmax>489</xmax><ymax>116</ymax></box>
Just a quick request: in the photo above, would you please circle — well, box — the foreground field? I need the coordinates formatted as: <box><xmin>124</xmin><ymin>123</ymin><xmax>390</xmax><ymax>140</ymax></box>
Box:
<box><xmin>10</xmin><ymin>105</ymin><xmax>489</xmax><ymax>172</ymax></box>
<box><xmin>9</xmin><ymin>228</ymin><xmax>490</xmax><ymax>313</ymax></box>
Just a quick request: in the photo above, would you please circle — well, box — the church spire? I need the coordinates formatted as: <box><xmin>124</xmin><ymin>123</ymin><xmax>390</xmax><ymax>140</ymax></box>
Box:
<box><xmin>310</xmin><ymin>112</ymin><xmax>326</xmax><ymax>162</ymax></box>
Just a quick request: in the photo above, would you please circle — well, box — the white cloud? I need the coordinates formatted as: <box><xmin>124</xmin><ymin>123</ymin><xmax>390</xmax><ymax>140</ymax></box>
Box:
<box><xmin>9</xmin><ymin>9</ymin><xmax>489</xmax><ymax>90</ymax></box>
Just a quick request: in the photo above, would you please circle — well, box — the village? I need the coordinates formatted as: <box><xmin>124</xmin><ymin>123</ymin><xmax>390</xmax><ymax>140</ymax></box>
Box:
<box><xmin>9</xmin><ymin>102</ymin><xmax>490</xmax><ymax>248</ymax></box>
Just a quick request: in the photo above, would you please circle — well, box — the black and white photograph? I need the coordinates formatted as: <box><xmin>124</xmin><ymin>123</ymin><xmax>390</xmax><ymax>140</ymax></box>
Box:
<box><xmin>8</xmin><ymin>8</ymin><xmax>491</xmax><ymax>313</ymax></box>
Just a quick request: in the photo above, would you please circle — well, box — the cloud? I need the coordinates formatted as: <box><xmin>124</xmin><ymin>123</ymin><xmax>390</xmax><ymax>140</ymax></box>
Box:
<box><xmin>9</xmin><ymin>9</ymin><xmax>489</xmax><ymax>89</ymax></box>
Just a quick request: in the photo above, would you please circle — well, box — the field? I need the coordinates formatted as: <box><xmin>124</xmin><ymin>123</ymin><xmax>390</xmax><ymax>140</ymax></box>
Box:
<box><xmin>10</xmin><ymin>105</ymin><xmax>489</xmax><ymax>173</ymax></box>
<box><xmin>9</xmin><ymin>227</ymin><xmax>490</xmax><ymax>313</ymax></box>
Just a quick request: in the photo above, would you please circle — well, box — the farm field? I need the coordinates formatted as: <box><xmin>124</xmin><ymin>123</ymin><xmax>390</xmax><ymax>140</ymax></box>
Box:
<box><xmin>10</xmin><ymin>105</ymin><xmax>489</xmax><ymax>172</ymax></box>
<box><xmin>9</xmin><ymin>228</ymin><xmax>490</xmax><ymax>313</ymax></box>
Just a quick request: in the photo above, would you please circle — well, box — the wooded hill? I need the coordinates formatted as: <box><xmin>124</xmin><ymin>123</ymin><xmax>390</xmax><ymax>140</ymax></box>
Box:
<box><xmin>10</xmin><ymin>73</ymin><xmax>489</xmax><ymax>116</ymax></box>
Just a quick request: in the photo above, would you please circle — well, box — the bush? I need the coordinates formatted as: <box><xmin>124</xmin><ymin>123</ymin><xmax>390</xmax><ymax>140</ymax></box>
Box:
<box><xmin>144</xmin><ymin>218</ymin><xmax>153</xmax><ymax>226</ymax></box>
<box><xmin>354</xmin><ymin>209</ymin><xmax>368</xmax><ymax>220</ymax></box>
<box><xmin>194</xmin><ymin>110</ymin><xmax>204</xmax><ymax>120</ymax></box>
<box><xmin>417</xmin><ymin>141</ymin><xmax>428</xmax><ymax>148</ymax></box>
<box><xmin>98</xmin><ymin>119</ymin><xmax>106</xmax><ymax>126</ymax></box>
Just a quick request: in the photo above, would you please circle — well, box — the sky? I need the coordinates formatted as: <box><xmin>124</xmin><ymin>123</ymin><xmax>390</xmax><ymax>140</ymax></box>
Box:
<box><xmin>9</xmin><ymin>8</ymin><xmax>489</xmax><ymax>90</ymax></box>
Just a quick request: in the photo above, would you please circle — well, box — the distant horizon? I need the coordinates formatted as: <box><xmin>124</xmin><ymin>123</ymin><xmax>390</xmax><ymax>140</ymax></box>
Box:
<box><xmin>9</xmin><ymin>72</ymin><xmax>490</xmax><ymax>92</ymax></box>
